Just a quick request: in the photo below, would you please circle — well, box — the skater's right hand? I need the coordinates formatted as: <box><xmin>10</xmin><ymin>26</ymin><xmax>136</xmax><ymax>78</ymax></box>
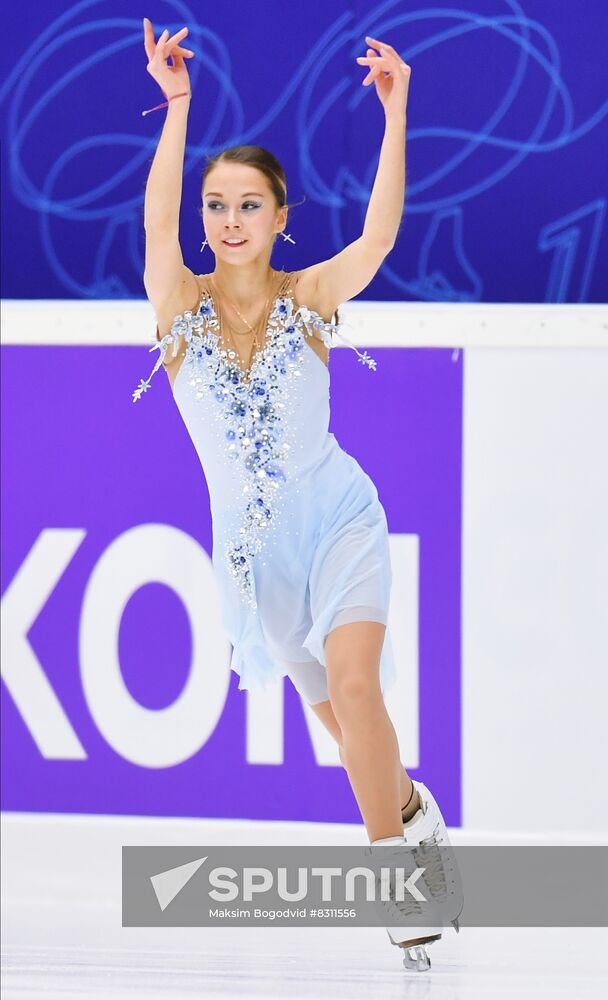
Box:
<box><xmin>143</xmin><ymin>17</ymin><xmax>195</xmax><ymax>101</ymax></box>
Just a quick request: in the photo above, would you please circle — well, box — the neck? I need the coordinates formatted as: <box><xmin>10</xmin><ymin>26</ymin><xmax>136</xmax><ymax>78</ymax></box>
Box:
<box><xmin>212</xmin><ymin>256</ymin><xmax>279</xmax><ymax>309</ymax></box>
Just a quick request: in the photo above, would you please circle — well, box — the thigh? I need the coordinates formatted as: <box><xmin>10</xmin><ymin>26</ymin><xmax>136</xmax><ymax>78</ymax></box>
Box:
<box><xmin>280</xmin><ymin>657</ymin><xmax>329</xmax><ymax>706</ymax></box>
<box><xmin>324</xmin><ymin>619</ymin><xmax>386</xmax><ymax>701</ymax></box>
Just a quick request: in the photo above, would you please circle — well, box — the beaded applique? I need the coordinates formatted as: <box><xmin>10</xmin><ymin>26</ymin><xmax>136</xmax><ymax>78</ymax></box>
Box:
<box><xmin>132</xmin><ymin>289</ymin><xmax>377</xmax><ymax>608</ymax></box>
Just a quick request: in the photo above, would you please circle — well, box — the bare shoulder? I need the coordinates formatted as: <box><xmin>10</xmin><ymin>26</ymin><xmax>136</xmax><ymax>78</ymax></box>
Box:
<box><xmin>148</xmin><ymin>267</ymin><xmax>207</xmax><ymax>386</ymax></box>
<box><xmin>152</xmin><ymin>266</ymin><xmax>204</xmax><ymax>343</ymax></box>
<box><xmin>292</xmin><ymin>266</ymin><xmax>337</xmax><ymax>325</ymax></box>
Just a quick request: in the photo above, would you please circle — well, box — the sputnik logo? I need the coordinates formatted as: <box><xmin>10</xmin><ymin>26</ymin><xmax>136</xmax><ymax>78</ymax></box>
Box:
<box><xmin>150</xmin><ymin>857</ymin><xmax>208</xmax><ymax>911</ymax></box>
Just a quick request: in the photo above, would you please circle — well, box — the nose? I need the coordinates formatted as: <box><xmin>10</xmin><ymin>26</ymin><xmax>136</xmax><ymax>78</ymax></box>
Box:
<box><xmin>223</xmin><ymin>207</ymin><xmax>241</xmax><ymax>228</ymax></box>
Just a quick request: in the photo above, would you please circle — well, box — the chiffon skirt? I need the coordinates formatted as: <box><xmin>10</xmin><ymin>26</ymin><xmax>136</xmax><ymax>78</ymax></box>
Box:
<box><xmin>224</xmin><ymin>445</ymin><xmax>397</xmax><ymax>704</ymax></box>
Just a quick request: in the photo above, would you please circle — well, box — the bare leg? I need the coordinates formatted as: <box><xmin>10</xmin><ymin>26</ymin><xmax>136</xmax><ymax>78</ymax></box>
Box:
<box><xmin>323</xmin><ymin>620</ymin><xmax>414</xmax><ymax>842</ymax></box>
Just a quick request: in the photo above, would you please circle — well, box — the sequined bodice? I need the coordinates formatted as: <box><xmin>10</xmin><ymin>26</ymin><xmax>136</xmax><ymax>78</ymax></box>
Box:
<box><xmin>132</xmin><ymin>273</ymin><xmax>378</xmax><ymax>609</ymax></box>
<box><xmin>173</xmin><ymin>288</ymin><xmax>329</xmax><ymax>389</ymax></box>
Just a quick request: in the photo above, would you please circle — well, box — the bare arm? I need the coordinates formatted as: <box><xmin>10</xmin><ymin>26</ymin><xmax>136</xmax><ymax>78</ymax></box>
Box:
<box><xmin>298</xmin><ymin>37</ymin><xmax>410</xmax><ymax>316</ymax></box>
<box><xmin>144</xmin><ymin>94</ymin><xmax>192</xmax><ymax>233</ymax></box>
<box><xmin>143</xmin><ymin>93</ymin><xmax>198</xmax><ymax>318</ymax></box>
<box><xmin>141</xmin><ymin>20</ymin><xmax>198</xmax><ymax>316</ymax></box>
<box><xmin>361</xmin><ymin>113</ymin><xmax>406</xmax><ymax>250</ymax></box>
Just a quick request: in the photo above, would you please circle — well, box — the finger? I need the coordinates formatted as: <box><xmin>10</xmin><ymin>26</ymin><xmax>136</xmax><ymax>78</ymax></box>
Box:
<box><xmin>366</xmin><ymin>36</ymin><xmax>404</xmax><ymax>71</ymax></box>
<box><xmin>381</xmin><ymin>45</ymin><xmax>407</xmax><ymax>73</ymax></box>
<box><xmin>167</xmin><ymin>26</ymin><xmax>189</xmax><ymax>46</ymax></box>
<box><xmin>362</xmin><ymin>66</ymin><xmax>382</xmax><ymax>86</ymax></box>
<box><xmin>357</xmin><ymin>54</ymin><xmax>390</xmax><ymax>72</ymax></box>
<box><xmin>143</xmin><ymin>17</ymin><xmax>156</xmax><ymax>59</ymax></box>
<box><xmin>365</xmin><ymin>34</ymin><xmax>396</xmax><ymax>55</ymax></box>
<box><xmin>358</xmin><ymin>55</ymin><xmax>405</xmax><ymax>83</ymax></box>
<box><xmin>167</xmin><ymin>46</ymin><xmax>194</xmax><ymax>60</ymax></box>
<box><xmin>357</xmin><ymin>55</ymin><xmax>388</xmax><ymax>65</ymax></box>
<box><xmin>362</xmin><ymin>68</ymin><xmax>381</xmax><ymax>84</ymax></box>
<box><xmin>153</xmin><ymin>26</ymin><xmax>187</xmax><ymax>50</ymax></box>
<box><xmin>357</xmin><ymin>55</ymin><xmax>388</xmax><ymax>84</ymax></box>
<box><xmin>363</xmin><ymin>45</ymin><xmax>388</xmax><ymax>60</ymax></box>
<box><xmin>357</xmin><ymin>45</ymin><xmax>386</xmax><ymax>62</ymax></box>
<box><xmin>155</xmin><ymin>27</ymin><xmax>169</xmax><ymax>52</ymax></box>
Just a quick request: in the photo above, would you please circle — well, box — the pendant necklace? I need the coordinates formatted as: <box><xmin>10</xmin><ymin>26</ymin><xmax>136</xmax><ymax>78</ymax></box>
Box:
<box><xmin>210</xmin><ymin>272</ymin><xmax>278</xmax><ymax>376</ymax></box>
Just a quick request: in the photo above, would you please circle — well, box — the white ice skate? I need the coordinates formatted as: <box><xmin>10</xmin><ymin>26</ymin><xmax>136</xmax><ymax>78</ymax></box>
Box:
<box><xmin>402</xmin><ymin>779</ymin><xmax>464</xmax><ymax>940</ymax></box>
<box><xmin>367</xmin><ymin>780</ymin><xmax>465</xmax><ymax>971</ymax></box>
<box><xmin>363</xmin><ymin>840</ymin><xmax>444</xmax><ymax>972</ymax></box>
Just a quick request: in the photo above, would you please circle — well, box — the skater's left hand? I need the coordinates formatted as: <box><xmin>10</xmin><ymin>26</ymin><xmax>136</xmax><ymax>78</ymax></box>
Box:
<box><xmin>357</xmin><ymin>36</ymin><xmax>411</xmax><ymax>119</ymax></box>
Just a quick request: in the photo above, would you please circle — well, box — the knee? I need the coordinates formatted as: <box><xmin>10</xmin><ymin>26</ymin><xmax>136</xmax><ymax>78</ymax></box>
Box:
<box><xmin>328</xmin><ymin>669</ymin><xmax>383</xmax><ymax>724</ymax></box>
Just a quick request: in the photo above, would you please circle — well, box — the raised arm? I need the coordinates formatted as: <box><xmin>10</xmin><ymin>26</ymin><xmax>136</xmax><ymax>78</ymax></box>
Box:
<box><xmin>141</xmin><ymin>19</ymin><xmax>198</xmax><ymax>314</ymax></box>
<box><xmin>298</xmin><ymin>36</ymin><xmax>410</xmax><ymax>319</ymax></box>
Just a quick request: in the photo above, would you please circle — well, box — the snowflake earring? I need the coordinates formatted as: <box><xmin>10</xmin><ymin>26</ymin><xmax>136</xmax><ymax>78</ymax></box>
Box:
<box><xmin>200</xmin><ymin>237</ymin><xmax>209</xmax><ymax>252</ymax></box>
<box><xmin>280</xmin><ymin>231</ymin><xmax>296</xmax><ymax>245</ymax></box>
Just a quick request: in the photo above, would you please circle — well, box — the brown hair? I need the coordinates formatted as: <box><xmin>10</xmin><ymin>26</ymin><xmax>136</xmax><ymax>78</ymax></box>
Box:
<box><xmin>201</xmin><ymin>145</ymin><xmax>304</xmax><ymax>214</ymax></box>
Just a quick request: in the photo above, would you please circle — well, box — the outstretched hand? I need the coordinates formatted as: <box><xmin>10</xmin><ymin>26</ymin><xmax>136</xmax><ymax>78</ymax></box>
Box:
<box><xmin>357</xmin><ymin>35</ymin><xmax>411</xmax><ymax>119</ymax></box>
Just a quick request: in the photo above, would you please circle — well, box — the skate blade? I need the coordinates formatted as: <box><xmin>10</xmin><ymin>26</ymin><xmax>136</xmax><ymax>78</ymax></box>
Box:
<box><xmin>402</xmin><ymin>944</ymin><xmax>432</xmax><ymax>972</ymax></box>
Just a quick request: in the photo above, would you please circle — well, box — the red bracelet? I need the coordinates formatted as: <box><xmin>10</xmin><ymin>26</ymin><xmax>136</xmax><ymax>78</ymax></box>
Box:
<box><xmin>141</xmin><ymin>91</ymin><xmax>191</xmax><ymax>117</ymax></box>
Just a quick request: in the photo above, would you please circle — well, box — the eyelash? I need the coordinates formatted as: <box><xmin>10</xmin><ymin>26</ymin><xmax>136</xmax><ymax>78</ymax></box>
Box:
<box><xmin>206</xmin><ymin>201</ymin><xmax>261</xmax><ymax>211</ymax></box>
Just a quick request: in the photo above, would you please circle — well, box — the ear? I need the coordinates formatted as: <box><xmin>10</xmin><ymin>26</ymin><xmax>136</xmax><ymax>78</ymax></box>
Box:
<box><xmin>276</xmin><ymin>204</ymin><xmax>288</xmax><ymax>233</ymax></box>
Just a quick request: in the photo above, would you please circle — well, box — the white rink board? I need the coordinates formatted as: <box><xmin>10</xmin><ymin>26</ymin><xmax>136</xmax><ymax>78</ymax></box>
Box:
<box><xmin>461</xmin><ymin>346</ymin><xmax>608</xmax><ymax>832</ymax></box>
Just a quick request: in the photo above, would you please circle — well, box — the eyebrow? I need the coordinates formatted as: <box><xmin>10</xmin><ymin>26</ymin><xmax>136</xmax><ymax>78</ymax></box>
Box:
<box><xmin>204</xmin><ymin>192</ymin><xmax>265</xmax><ymax>198</ymax></box>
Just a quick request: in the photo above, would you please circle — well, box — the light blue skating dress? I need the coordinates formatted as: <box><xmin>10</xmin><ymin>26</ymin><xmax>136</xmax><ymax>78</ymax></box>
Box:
<box><xmin>132</xmin><ymin>269</ymin><xmax>396</xmax><ymax>704</ymax></box>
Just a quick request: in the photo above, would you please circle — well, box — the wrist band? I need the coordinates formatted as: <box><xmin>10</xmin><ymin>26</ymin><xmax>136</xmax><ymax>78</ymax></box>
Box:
<box><xmin>141</xmin><ymin>91</ymin><xmax>190</xmax><ymax>117</ymax></box>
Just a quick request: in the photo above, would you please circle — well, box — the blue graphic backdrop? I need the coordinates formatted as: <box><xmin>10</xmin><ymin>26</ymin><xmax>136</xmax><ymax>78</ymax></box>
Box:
<box><xmin>1</xmin><ymin>0</ymin><xmax>607</xmax><ymax>303</ymax></box>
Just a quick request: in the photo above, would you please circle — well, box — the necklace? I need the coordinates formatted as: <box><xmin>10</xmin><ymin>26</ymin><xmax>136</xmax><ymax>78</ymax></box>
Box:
<box><xmin>210</xmin><ymin>271</ymin><xmax>279</xmax><ymax>375</ymax></box>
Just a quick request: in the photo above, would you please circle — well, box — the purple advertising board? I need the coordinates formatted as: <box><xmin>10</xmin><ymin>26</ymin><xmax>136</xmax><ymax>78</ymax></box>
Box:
<box><xmin>1</xmin><ymin>344</ymin><xmax>462</xmax><ymax>825</ymax></box>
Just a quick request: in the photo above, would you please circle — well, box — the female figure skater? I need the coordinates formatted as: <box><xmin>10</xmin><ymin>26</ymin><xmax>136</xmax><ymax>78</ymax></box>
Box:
<box><xmin>135</xmin><ymin>18</ymin><xmax>462</xmax><ymax>972</ymax></box>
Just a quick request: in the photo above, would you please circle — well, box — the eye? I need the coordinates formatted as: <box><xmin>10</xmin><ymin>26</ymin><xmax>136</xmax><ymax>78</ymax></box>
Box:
<box><xmin>206</xmin><ymin>202</ymin><xmax>223</xmax><ymax>211</ymax></box>
<box><xmin>243</xmin><ymin>201</ymin><xmax>261</xmax><ymax>210</ymax></box>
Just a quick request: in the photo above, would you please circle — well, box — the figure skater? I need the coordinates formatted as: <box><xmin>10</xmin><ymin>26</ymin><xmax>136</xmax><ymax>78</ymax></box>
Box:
<box><xmin>135</xmin><ymin>18</ymin><xmax>462</xmax><ymax>972</ymax></box>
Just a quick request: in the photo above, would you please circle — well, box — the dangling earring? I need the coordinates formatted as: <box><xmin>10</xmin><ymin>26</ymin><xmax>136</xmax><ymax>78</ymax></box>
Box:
<box><xmin>200</xmin><ymin>237</ymin><xmax>209</xmax><ymax>252</ymax></box>
<box><xmin>280</xmin><ymin>231</ymin><xmax>296</xmax><ymax>245</ymax></box>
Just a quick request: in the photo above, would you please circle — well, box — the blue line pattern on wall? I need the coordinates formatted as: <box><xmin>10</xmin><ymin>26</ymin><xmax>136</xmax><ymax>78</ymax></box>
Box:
<box><xmin>1</xmin><ymin>0</ymin><xmax>606</xmax><ymax>302</ymax></box>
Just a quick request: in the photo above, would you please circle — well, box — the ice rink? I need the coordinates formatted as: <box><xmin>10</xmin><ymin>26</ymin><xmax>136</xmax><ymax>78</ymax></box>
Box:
<box><xmin>2</xmin><ymin>813</ymin><xmax>606</xmax><ymax>998</ymax></box>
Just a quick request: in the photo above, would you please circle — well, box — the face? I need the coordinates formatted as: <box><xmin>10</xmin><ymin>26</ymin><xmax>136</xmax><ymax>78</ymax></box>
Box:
<box><xmin>202</xmin><ymin>162</ymin><xmax>287</xmax><ymax>262</ymax></box>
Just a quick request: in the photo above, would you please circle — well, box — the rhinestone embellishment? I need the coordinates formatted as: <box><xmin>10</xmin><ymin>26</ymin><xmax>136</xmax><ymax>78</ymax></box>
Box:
<box><xmin>132</xmin><ymin>289</ymin><xmax>377</xmax><ymax>608</ymax></box>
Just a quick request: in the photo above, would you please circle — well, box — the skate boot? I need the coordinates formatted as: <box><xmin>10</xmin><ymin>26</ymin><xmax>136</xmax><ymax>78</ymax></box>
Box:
<box><xmin>402</xmin><ymin>780</ymin><xmax>464</xmax><ymax>937</ymax></box>
<box><xmin>364</xmin><ymin>836</ymin><xmax>444</xmax><ymax>972</ymax></box>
